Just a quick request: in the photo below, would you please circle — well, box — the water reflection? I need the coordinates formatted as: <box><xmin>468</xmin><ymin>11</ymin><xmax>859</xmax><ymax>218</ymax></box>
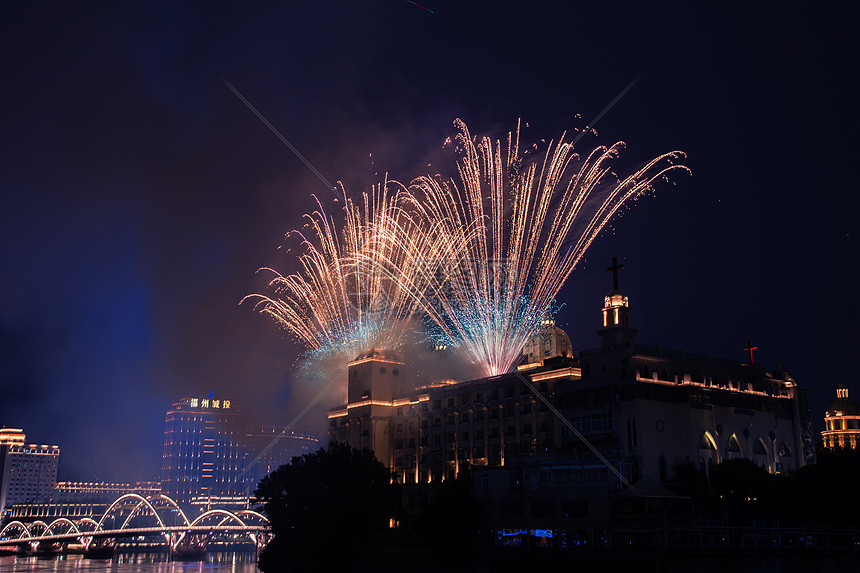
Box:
<box><xmin>0</xmin><ymin>552</ymin><xmax>259</xmax><ymax>572</ymax></box>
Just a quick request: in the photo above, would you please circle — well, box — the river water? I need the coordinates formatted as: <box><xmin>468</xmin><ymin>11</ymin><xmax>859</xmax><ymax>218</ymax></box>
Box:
<box><xmin>0</xmin><ymin>552</ymin><xmax>259</xmax><ymax>573</ymax></box>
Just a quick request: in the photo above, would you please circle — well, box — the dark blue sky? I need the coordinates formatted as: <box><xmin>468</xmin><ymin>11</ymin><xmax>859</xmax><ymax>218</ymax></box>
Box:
<box><xmin>1</xmin><ymin>1</ymin><xmax>856</xmax><ymax>481</ymax></box>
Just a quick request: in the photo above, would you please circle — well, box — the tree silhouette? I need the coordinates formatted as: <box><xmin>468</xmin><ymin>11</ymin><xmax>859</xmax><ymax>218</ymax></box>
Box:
<box><xmin>254</xmin><ymin>442</ymin><xmax>397</xmax><ymax>572</ymax></box>
<box><xmin>414</xmin><ymin>470</ymin><xmax>482</xmax><ymax>560</ymax></box>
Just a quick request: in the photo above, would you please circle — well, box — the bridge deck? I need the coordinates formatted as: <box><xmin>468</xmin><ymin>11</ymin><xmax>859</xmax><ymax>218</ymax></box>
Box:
<box><xmin>0</xmin><ymin>525</ymin><xmax>270</xmax><ymax>546</ymax></box>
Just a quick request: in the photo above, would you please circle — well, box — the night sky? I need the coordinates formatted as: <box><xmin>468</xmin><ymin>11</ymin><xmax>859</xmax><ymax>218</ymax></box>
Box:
<box><xmin>1</xmin><ymin>2</ymin><xmax>856</xmax><ymax>482</ymax></box>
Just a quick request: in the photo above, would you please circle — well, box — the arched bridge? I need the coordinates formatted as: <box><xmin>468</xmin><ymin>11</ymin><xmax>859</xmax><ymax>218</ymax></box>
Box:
<box><xmin>0</xmin><ymin>493</ymin><xmax>270</xmax><ymax>555</ymax></box>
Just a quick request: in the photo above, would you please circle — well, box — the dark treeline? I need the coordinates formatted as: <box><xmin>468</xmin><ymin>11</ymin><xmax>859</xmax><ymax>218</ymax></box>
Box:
<box><xmin>254</xmin><ymin>442</ymin><xmax>480</xmax><ymax>572</ymax></box>
<box><xmin>672</xmin><ymin>446</ymin><xmax>860</xmax><ymax>528</ymax></box>
<box><xmin>254</xmin><ymin>443</ymin><xmax>860</xmax><ymax>571</ymax></box>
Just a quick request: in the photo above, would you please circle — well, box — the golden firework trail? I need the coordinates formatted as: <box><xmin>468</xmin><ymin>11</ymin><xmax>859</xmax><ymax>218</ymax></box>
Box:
<box><xmin>242</xmin><ymin>179</ymin><xmax>433</xmax><ymax>363</ymax></box>
<box><xmin>401</xmin><ymin>119</ymin><xmax>690</xmax><ymax>377</ymax></box>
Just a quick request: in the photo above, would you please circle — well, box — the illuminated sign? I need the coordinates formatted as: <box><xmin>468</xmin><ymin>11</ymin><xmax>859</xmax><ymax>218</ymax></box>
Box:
<box><xmin>188</xmin><ymin>398</ymin><xmax>231</xmax><ymax>409</ymax></box>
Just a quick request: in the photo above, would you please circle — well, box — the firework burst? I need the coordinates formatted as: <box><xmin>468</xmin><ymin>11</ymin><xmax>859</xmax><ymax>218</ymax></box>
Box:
<box><xmin>402</xmin><ymin>119</ymin><xmax>690</xmax><ymax>377</ymax></box>
<box><xmin>242</xmin><ymin>179</ymin><xmax>426</xmax><ymax>364</ymax></box>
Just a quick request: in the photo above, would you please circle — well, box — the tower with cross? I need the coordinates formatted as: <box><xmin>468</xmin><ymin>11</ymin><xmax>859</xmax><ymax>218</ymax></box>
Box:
<box><xmin>599</xmin><ymin>257</ymin><xmax>637</xmax><ymax>351</ymax></box>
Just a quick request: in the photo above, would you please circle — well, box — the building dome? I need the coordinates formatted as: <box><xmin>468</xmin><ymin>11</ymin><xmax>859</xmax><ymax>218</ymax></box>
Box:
<box><xmin>826</xmin><ymin>383</ymin><xmax>860</xmax><ymax>417</ymax></box>
<box><xmin>522</xmin><ymin>320</ymin><xmax>573</xmax><ymax>366</ymax></box>
<box><xmin>822</xmin><ymin>383</ymin><xmax>860</xmax><ymax>449</ymax></box>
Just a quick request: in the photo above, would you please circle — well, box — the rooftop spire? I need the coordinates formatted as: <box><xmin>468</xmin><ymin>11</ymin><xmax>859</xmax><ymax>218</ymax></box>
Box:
<box><xmin>606</xmin><ymin>256</ymin><xmax>624</xmax><ymax>291</ymax></box>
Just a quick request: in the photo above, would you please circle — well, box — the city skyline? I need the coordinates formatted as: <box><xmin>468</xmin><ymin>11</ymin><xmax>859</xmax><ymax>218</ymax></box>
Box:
<box><xmin>1</xmin><ymin>2</ymin><xmax>856</xmax><ymax>483</ymax></box>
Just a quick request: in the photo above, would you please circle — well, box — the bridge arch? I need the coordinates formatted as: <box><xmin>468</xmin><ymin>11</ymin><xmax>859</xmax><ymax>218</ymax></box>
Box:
<box><xmin>0</xmin><ymin>521</ymin><xmax>32</xmax><ymax>540</ymax></box>
<box><xmin>172</xmin><ymin>509</ymin><xmax>248</xmax><ymax>548</ymax></box>
<box><xmin>143</xmin><ymin>494</ymin><xmax>190</xmax><ymax>526</ymax></box>
<box><xmin>234</xmin><ymin>510</ymin><xmax>269</xmax><ymax>524</ymax></box>
<box><xmin>77</xmin><ymin>518</ymin><xmax>100</xmax><ymax>531</ymax></box>
<box><xmin>28</xmin><ymin>521</ymin><xmax>50</xmax><ymax>536</ymax></box>
<box><xmin>98</xmin><ymin>494</ymin><xmax>167</xmax><ymax>531</ymax></box>
<box><xmin>45</xmin><ymin>518</ymin><xmax>80</xmax><ymax>536</ymax></box>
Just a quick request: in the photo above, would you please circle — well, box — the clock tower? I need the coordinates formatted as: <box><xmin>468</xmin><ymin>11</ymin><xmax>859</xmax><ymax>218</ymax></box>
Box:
<box><xmin>598</xmin><ymin>257</ymin><xmax>637</xmax><ymax>351</ymax></box>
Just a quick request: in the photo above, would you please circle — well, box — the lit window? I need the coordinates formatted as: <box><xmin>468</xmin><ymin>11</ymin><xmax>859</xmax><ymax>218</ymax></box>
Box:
<box><xmin>726</xmin><ymin>435</ymin><xmax>741</xmax><ymax>453</ymax></box>
<box><xmin>699</xmin><ymin>432</ymin><xmax>717</xmax><ymax>451</ymax></box>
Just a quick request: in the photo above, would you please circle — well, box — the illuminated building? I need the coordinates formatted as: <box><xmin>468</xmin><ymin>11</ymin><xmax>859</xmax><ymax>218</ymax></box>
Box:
<box><xmin>160</xmin><ymin>393</ymin><xmax>247</xmax><ymax>508</ymax></box>
<box><xmin>53</xmin><ymin>480</ymin><xmax>160</xmax><ymax>503</ymax></box>
<box><xmin>329</xmin><ymin>260</ymin><xmax>814</xmax><ymax>493</ymax></box>
<box><xmin>4</xmin><ymin>482</ymin><xmax>161</xmax><ymax>522</ymax></box>
<box><xmin>574</xmin><ymin>284</ymin><xmax>812</xmax><ymax>479</ymax></box>
<box><xmin>7</xmin><ymin>502</ymin><xmax>108</xmax><ymax>521</ymax></box>
<box><xmin>0</xmin><ymin>429</ymin><xmax>60</xmax><ymax>515</ymax></box>
<box><xmin>329</xmin><ymin>350</ymin><xmax>568</xmax><ymax>483</ymax></box>
<box><xmin>161</xmin><ymin>394</ymin><xmax>321</xmax><ymax>509</ymax></box>
<box><xmin>821</xmin><ymin>383</ymin><xmax>860</xmax><ymax>449</ymax></box>
<box><xmin>0</xmin><ymin>428</ymin><xmax>26</xmax><ymax>447</ymax></box>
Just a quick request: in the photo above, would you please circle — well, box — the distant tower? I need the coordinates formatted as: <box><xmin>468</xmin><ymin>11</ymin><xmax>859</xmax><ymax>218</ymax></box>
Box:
<box><xmin>598</xmin><ymin>257</ymin><xmax>637</xmax><ymax>351</ymax></box>
<box><xmin>822</xmin><ymin>382</ymin><xmax>860</xmax><ymax>449</ymax></box>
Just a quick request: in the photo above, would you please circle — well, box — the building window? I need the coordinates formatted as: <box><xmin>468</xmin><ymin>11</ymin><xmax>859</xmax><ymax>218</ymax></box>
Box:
<box><xmin>726</xmin><ymin>434</ymin><xmax>742</xmax><ymax>454</ymax></box>
<box><xmin>754</xmin><ymin>438</ymin><xmax>767</xmax><ymax>455</ymax></box>
<box><xmin>571</xmin><ymin>413</ymin><xmax>613</xmax><ymax>434</ymax></box>
<box><xmin>699</xmin><ymin>432</ymin><xmax>717</xmax><ymax>451</ymax></box>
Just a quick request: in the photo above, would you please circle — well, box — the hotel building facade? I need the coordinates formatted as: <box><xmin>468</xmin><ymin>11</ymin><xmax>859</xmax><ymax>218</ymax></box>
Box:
<box><xmin>329</xmin><ymin>279</ymin><xmax>815</xmax><ymax>494</ymax></box>
<box><xmin>0</xmin><ymin>429</ymin><xmax>60</xmax><ymax>515</ymax></box>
